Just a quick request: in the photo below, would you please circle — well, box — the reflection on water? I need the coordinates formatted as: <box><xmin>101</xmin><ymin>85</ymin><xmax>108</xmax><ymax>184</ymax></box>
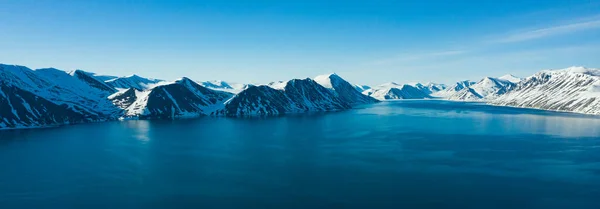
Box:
<box><xmin>123</xmin><ymin>120</ymin><xmax>151</xmax><ymax>142</ymax></box>
<box><xmin>0</xmin><ymin>100</ymin><xmax>599</xmax><ymax>209</ymax></box>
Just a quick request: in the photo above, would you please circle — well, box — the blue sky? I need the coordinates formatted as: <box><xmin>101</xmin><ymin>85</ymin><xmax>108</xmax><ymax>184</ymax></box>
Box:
<box><xmin>1</xmin><ymin>0</ymin><xmax>599</xmax><ymax>85</ymax></box>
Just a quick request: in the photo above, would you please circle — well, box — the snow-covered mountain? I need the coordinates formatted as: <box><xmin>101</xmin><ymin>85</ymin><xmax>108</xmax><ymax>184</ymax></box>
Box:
<box><xmin>314</xmin><ymin>73</ymin><xmax>379</xmax><ymax>105</ymax></box>
<box><xmin>0</xmin><ymin>64</ymin><xmax>119</xmax><ymax>129</ymax></box>
<box><xmin>491</xmin><ymin>67</ymin><xmax>600</xmax><ymax>115</ymax></box>
<box><xmin>433</xmin><ymin>77</ymin><xmax>514</xmax><ymax>101</ymax></box>
<box><xmin>447</xmin><ymin>88</ymin><xmax>483</xmax><ymax>101</ymax></box>
<box><xmin>69</xmin><ymin>70</ymin><xmax>117</xmax><ymax>95</ymax></box>
<box><xmin>468</xmin><ymin>77</ymin><xmax>515</xmax><ymax>100</ymax></box>
<box><xmin>410</xmin><ymin>82</ymin><xmax>447</xmax><ymax>94</ymax></box>
<box><xmin>499</xmin><ymin>74</ymin><xmax>522</xmax><ymax>83</ymax></box>
<box><xmin>199</xmin><ymin>80</ymin><xmax>249</xmax><ymax>93</ymax></box>
<box><xmin>121</xmin><ymin>78</ymin><xmax>233</xmax><ymax>119</ymax></box>
<box><xmin>222</xmin><ymin>78</ymin><xmax>350</xmax><ymax>116</ymax></box>
<box><xmin>267</xmin><ymin>81</ymin><xmax>288</xmax><ymax>90</ymax></box>
<box><xmin>2</xmin><ymin>62</ymin><xmax>600</xmax><ymax>129</ymax></box>
<box><xmin>105</xmin><ymin>75</ymin><xmax>162</xmax><ymax>90</ymax></box>
<box><xmin>0</xmin><ymin>82</ymin><xmax>96</xmax><ymax>129</ymax></box>
<box><xmin>108</xmin><ymin>88</ymin><xmax>139</xmax><ymax>109</ymax></box>
<box><xmin>365</xmin><ymin>82</ymin><xmax>432</xmax><ymax>100</ymax></box>
<box><xmin>1</xmin><ymin>65</ymin><xmax>119</xmax><ymax>116</ymax></box>
<box><xmin>432</xmin><ymin>80</ymin><xmax>476</xmax><ymax>98</ymax></box>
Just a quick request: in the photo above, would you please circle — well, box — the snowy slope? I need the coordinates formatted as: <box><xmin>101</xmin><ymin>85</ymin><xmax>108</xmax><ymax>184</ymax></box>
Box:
<box><xmin>0</xmin><ymin>83</ymin><xmax>96</xmax><ymax>129</ymax></box>
<box><xmin>0</xmin><ymin>64</ymin><xmax>121</xmax><ymax>129</ymax></box>
<box><xmin>108</xmin><ymin>88</ymin><xmax>139</xmax><ymax>109</ymax></box>
<box><xmin>354</xmin><ymin>84</ymin><xmax>371</xmax><ymax>93</ymax></box>
<box><xmin>123</xmin><ymin>78</ymin><xmax>234</xmax><ymax>119</ymax></box>
<box><xmin>1</xmin><ymin>65</ymin><xmax>119</xmax><ymax>116</ymax></box>
<box><xmin>222</xmin><ymin>78</ymin><xmax>350</xmax><ymax>116</ymax></box>
<box><xmin>491</xmin><ymin>67</ymin><xmax>600</xmax><ymax>115</ymax></box>
<box><xmin>447</xmin><ymin>88</ymin><xmax>483</xmax><ymax>101</ymax></box>
<box><xmin>410</xmin><ymin>82</ymin><xmax>447</xmax><ymax>94</ymax></box>
<box><xmin>199</xmin><ymin>80</ymin><xmax>250</xmax><ymax>93</ymax></box>
<box><xmin>468</xmin><ymin>77</ymin><xmax>515</xmax><ymax>100</ymax></box>
<box><xmin>366</xmin><ymin>82</ymin><xmax>431</xmax><ymax>100</ymax></box>
<box><xmin>432</xmin><ymin>80</ymin><xmax>476</xmax><ymax>98</ymax></box>
<box><xmin>69</xmin><ymin>70</ymin><xmax>117</xmax><ymax>94</ymax></box>
<box><xmin>267</xmin><ymin>81</ymin><xmax>289</xmax><ymax>90</ymax></box>
<box><xmin>314</xmin><ymin>73</ymin><xmax>379</xmax><ymax>105</ymax></box>
<box><xmin>434</xmin><ymin>77</ymin><xmax>513</xmax><ymax>101</ymax></box>
<box><xmin>105</xmin><ymin>75</ymin><xmax>162</xmax><ymax>90</ymax></box>
<box><xmin>499</xmin><ymin>74</ymin><xmax>522</xmax><ymax>83</ymax></box>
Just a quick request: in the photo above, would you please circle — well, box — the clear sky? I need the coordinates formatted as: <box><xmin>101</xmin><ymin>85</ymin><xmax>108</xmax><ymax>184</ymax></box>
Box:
<box><xmin>1</xmin><ymin>0</ymin><xmax>600</xmax><ymax>85</ymax></box>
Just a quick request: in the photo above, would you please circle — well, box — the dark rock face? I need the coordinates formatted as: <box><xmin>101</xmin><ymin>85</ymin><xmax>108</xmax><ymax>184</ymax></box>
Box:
<box><xmin>222</xmin><ymin>78</ymin><xmax>351</xmax><ymax>116</ymax></box>
<box><xmin>384</xmin><ymin>85</ymin><xmax>432</xmax><ymax>100</ymax></box>
<box><xmin>109</xmin><ymin>88</ymin><xmax>138</xmax><ymax>109</ymax></box>
<box><xmin>0</xmin><ymin>65</ymin><xmax>118</xmax><ymax>129</ymax></box>
<box><xmin>366</xmin><ymin>84</ymin><xmax>432</xmax><ymax>100</ymax></box>
<box><xmin>0</xmin><ymin>83</ymin><xmax>92</xmax><ymax>129</ymax></box>
<box><xmin>221</xmin><ymin>85</ymin><xmax>292</xmax><ymax>116</ymax></box>
<box><xmin>325</xmin><ymin>74</ymin><xmax>379</xmax><ymax>104</ymax></box>
<box><xmin>284</xmin><ymin>79</ymin><xmax>350</xmax><ymax>110</ymax></box>
<box><xmin>125</xmin><ymin>78</ymin><xmax>233</xmax><ymax>119</ymax></box>
<box><xmin>448</xmin><ymin>87</ymin><xmax>483</xmax><ymax>101</ymax></box>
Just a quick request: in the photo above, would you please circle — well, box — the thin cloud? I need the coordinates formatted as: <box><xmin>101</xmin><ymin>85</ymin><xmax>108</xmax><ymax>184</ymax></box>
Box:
<box><xmin>495</xmin><ymin>16</ymin><xmax>600</xmax><ymax>43</ymax></box>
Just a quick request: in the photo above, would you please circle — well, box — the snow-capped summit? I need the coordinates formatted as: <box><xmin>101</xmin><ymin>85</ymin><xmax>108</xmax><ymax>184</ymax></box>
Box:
<box><xmin>69</xmin><ymin>69</ymin><xmax>117</xmax><ymax>94</ymax></box>
<box><xmin>377</xmin><ymin>82</ymin><xmax>402</xmax><ymax>88</ymax></box>
<box><xmin>432</xmin><ymin>80</ymin><xmax>476</xmax><ymax>98</ymax></box>
<box><xmin>498</xmin><ymin>74</ymin><xmax>522</xmax><ymax>83</ymax></box>
<box><xmin>267</xmin><ymin>80</ymin><xmax>289</xmax><ymax>90</ymax></box>
<box><xmin>105</xmin><ymin>74</ymin><xmax>162</xmax><ymax>90</ymax></box>
<box><xmin>410</xmin><ymin>82</ymin><xmax>447</xmax><ymax>94</ymax></box>
<box><xmin>222</xmin><ymin>78</ymin><xmax>350</xmax><ymax>116</ymax></box>
<box><xmin>366</xmin><ymin>83</ymin><xmax>431</xmax><ymax>100</ymax></box>
<box><xmin>313</xmin><ymin>73</ymin><xmax>337</xmax><ymax>89</ymax></box>
<box><xmin>447</xmin><ymin>87</ymin><xmax>482</xmax><ymax>101</ymax></box>
<box><xmin>122</xmin><ymin>77</ymin><xmax>234</xmax><ymax>119</ymax></box>
<box><xmin>434</xmin><ymin>77</ymin><xmax>514</xmax><ymax>101</ymax></box>
<box><xmin>468</xmin><ymin>77</ymin><xmax>515</xmax><ymax>99</ymax></box>
<box><xmin>200</xmin><ymin>80</ymin><xmax>249</xmax><ymax>93</ymax></box>
<box><xmin>314</xmin><ymin>73</ymin><xmax>379</xmax><ymax>105</ymax></box>
<box><xmin>200</xmin><ymin>80</ymin><xmax>233</xmax><ymax>89</ymax></box>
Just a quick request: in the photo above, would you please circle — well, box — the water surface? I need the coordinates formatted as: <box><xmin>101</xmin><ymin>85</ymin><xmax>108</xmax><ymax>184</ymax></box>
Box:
<box><xmin>1</xmin><ymin>100</ymin><xmax>600</xmax><ymax>209</ymax></box>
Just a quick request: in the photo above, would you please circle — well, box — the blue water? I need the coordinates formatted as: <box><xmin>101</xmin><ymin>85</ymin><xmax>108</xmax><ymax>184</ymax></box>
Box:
<box><xmin>1</xmin><ymin>100</ymin><xmax>600</xmax><ymax>209</ymax></box>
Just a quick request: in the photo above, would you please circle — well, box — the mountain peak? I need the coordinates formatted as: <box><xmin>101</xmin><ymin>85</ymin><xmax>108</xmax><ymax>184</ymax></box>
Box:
<box><xmin>176</xmin><ymin>77</ymin><xmax>194</xmax><ymax>83</ymax></box>
<box><xmin>314</xmin><ymin>73</ymin><xmax>340</xmax><ymax>89</ymax></box>
<box><xmin>498</xmin><ymin>74</ymin><xmax>522</xmax><ymax>83</ymax></box>
<box><xmin>125</xmin><ymin>74</ymin><xmax>141</xmax><ymax>79</ymax></box>
<box><xmin>378</xmin><ymin>82</ymin><xmax>401</xmax><ymax>87</ymax></box>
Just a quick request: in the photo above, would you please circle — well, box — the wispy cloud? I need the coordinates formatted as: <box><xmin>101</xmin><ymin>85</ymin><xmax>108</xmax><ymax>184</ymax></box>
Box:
<box><xmin>371</xmin><ymin>50</ymin><xmax>466</xmax><ymax>65</ymax></box>
<box><xmin>494</xmin><ymin>15</ymin><xmax>600</xmax><ymax>43</ymax></box>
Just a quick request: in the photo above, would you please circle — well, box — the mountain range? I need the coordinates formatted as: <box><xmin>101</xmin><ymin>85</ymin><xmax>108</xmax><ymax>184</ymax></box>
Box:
<box><xmin>1</xmin><ymin>63</ymin><xmax>599</xmax><ymax>129</ymax></box>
